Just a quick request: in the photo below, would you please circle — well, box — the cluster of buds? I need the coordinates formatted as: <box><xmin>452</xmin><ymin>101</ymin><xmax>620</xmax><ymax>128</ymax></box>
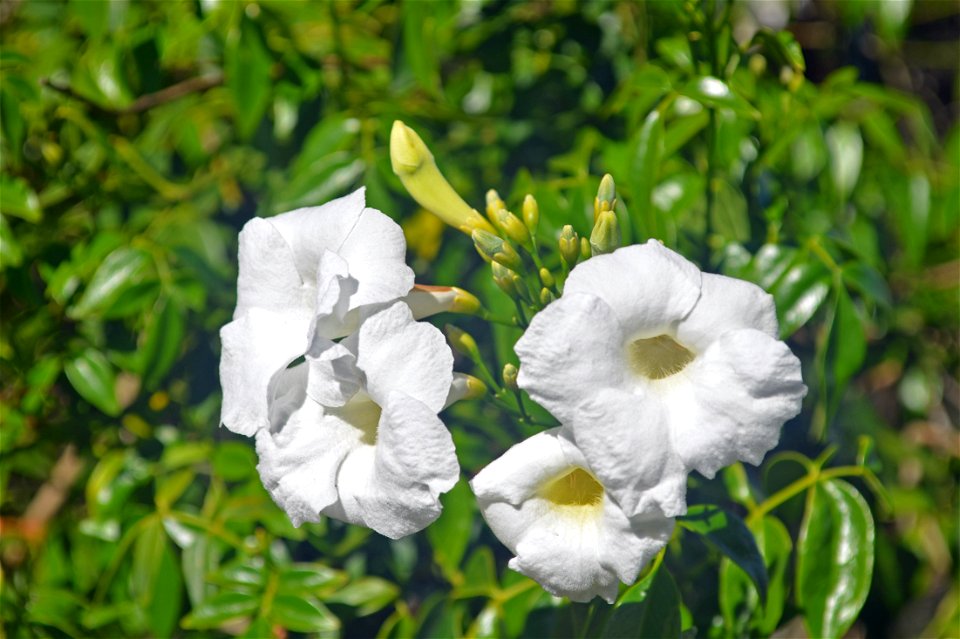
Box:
<box><xmin>389</xmin><ymin>120</ymin><xmax>622</xmax><ymax>326</ymax></box>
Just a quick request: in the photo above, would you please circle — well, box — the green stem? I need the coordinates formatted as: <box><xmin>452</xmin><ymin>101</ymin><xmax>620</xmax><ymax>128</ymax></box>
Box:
<box><xmin>747</xmin><ymin>465</ymin><xmax>866</xmax><ymax>523</ymax></box>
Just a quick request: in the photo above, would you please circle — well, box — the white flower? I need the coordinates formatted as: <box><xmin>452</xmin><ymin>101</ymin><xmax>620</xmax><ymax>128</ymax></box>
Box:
<box><xmin>515</xmin><ymin>240</ymin><xmax>806</xmax><ymax>518</ymax></box>
<box><xmin>471</xmin><ymin>428</ymin><xmax>673</xmax><ymax>603</ymax></box>
<box><xmin>254</xmin><ymin>301</ymin><xmax>461</xmax><ymax>538</ymax></box>
<box><xmin>219</xmin><ymin>188</ymin><xmax>414</xmax><ymax>437</ymax></box>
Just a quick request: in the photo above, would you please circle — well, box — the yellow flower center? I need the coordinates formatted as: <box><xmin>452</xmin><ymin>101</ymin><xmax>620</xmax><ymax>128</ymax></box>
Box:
<box><xmin>628</xmin><ymin>334</ymin><xmax>695</xmax><ymax>380</ymax></box>
<box><xmin>541</xmin><ymin>467</ymin><xmax>604</xmax><ymax>518</ymax></box>
<box><xmin>330</xmin><ymin>394</ymin><xmax>382</xmax><ymax>445</ymax></box>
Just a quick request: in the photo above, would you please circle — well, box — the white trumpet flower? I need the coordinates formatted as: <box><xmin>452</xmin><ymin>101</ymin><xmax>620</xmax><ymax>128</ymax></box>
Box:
<box><xmin>219</xmin><ymin>188</ymin><xmax>414</xmax><ymax>437</ymax></box>
<box><xmin>471</xmin><ymin>428</ymin><xmax>673</xmax><ymax>603</ymax></box>
<box><xmin>515</xmin><ymin>240</ymin><xmax>806</xmax><ymax>518</ymax></box>
<box><xmin>255</xmin><ymin>302</ymin><xmax>460</xmax><ymax>538</ymax></box>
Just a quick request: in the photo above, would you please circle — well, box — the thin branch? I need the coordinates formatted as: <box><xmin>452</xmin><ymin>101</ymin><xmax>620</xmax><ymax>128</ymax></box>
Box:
<box><xmin>41</xmin><ymin>72</ymin><xmax>224</xmax><ymax>116</ymax></box>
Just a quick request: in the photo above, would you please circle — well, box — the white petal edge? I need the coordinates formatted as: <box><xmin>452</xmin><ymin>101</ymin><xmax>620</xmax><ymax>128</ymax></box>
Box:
<box><xmin>674</xmin><ymin>272</ymin><xmax>779</xmax><ymax>352</ymax></box>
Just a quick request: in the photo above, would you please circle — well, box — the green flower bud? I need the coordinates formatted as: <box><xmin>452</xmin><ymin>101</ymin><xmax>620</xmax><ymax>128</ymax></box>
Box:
<box><xmin>522</xmin><ymin>194</ymin><xmax>539</xmax><ymax>234</ymax></box>
<box><xmin>494</xmin><ymin>208</ymin><xmax>532</xmax><ymax>248</ymax></box>
<box><xmin>444</xmin><ymin>324</ymin><xmax>479</xmax><ymax>359</ymax></box>
<box><xmin>580</xmin><ymin>236</ymin><xmax>592</xmax><ymax>260</ymax></box>
<box><xmin>502</xmin><ymin>363</ymin><xmax>519</xmax><ymax>390</ymax></box>
<box><xmin>538</xmin><ymin>267</ymin><xmax>555</xmax><ymax>289</ymax></box>
<box><xmin>594</xmin><ymin>173</ymin><xmax>617</xmax><ymax>222</ymax></box>
<box><xmin>539</xmin><ymin>287</ymin><xmax>555</xmax><ymax>306</ymax></box>
<box><xmin>590</xmin><ymin>210</ymin><xmax>620</xmax><ymax>255</ymax></box>
<box><xmin>492</xmin><ymin>261</ymin><xmax>531</xmax><ymax>303</ymax></box>
<box><xmin>472</xmin><ymin>229</ymin><xmax>523</xmax><ymax>271</ymax></box>
<box><xmin>558</xmin><ymin>225</ymin><xmax>580</xmax><ymax>268</ymax></box>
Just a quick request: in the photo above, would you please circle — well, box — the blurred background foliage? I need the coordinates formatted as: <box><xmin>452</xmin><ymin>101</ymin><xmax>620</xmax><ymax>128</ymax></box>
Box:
<box><xmin>0</xmin><ymin>0</ymin><xmax>957</xmax><ymax>637</ymax></box>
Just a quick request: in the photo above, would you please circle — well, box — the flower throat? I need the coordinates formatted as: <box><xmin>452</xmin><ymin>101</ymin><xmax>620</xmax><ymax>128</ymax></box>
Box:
<box><xmin>628</xmin><ymin>334</ymin><xmax>695</xmax><ymax>380</ymax></box>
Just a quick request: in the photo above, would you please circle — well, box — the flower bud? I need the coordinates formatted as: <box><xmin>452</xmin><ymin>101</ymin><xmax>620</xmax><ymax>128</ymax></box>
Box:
<box><xmin>390</xmin><ymin>121</ymin><xmax>495</xmax><ymax>235</ymax></box>
<box><xmin>405</xmin><ymin>284</ymin><xmax>484</xmax><ymax>318</ymax></box>
<box><xmin>444</xmin><ymin>372</ymin><xmax>487</xmax><ymax>408</ymax></box>
<box><xmin>580</xmin><ymin>236</ymin><xmax>592</xmax><ymax>260</ymax></box>
<box><xmin>594</xmin><ymin>174</ymin><xmax>616</xmax><ymax>222</ymax></box>
<box><xmin>492</xmin><ymin>261</ymin><xmax>531</xmax><ymax>303</ymax></box>
<box><xmin>522</xmin><ymin>194</ymin><xmax>539</xmax><ymax>235</ymax></box>
<box><xmin>558</xmin><ymin>225</ymin><xmax>580</xmax><ymax>268</ymax></box>
<box><xmin>494</xmin><ymin>208</ymin><xmax>531</xmax><ymax>248</ymax></box>
<box><xmin>444</xmin><ymin>324</ymin><xmax>479</xmax><ymax>359</ymax></box>
<box><xmin>590</xmin><ymin>210</ymin><xmax>620</xmax><ymax>255</ymax></box>
<box><xmin>472</xmin><ymin>229</ymin><xmax>523</xmax><ymax>271</ymax></box>
<box><xmin>502</xmin><ymin>363</ymin><xmax>519</xmax><ymax>390</ymax></box>
<box><xmin>539</xmin><ymin>287</ymin><xmax>555</xmax><ymax>306</ymax></box>
<box><xmin>538</xmin><ymin>267</ymin><xmax>555</xmax><ymax>289</ymax></box>
<box><xmin>486</xmin><ymin>189</ymin><xmax>506</xmax><ymax>221</ymax></box>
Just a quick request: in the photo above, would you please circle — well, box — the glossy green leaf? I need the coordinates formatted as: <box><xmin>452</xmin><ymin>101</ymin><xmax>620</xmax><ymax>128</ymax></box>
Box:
<box><xmin>712</xmin><ymin>179</ymin><xmax>750</xmax><ymax>243</ymax></box>
<box><xmin>140</xmin><ymin>297</ymin><xmax>185</xmax><ymax>390</ymax></box>
<box><xmin>681</xmin><ymin>77</ymin><xmax>758</xmax><ymax>118</ymax></box>
<box><xmin>719</xmin><ymin>515</ymin><xmax>792</xmax><ymax>636</ymax></box>
<box><xmin>772</xmin><ymin>260</ymin><xmax>832</xmax><ymax>337</ymax></box>
<box><xmin>181</xmin><ymin>591</ymin><xmax>260</xmax><ymax>629</ymax></box>
<box><xmin>630</xmin><ymin>109</ymin><xmax>664</xmax><ymax>240</ymax></box>
<box><xmin>426</xmin><ymin>478</ymin><xmax>476</xmax><ymax>582</ymax></box>
<box><xmin>829</xmin><ymin>287</ymin><xmax>867</xmax><ymax>389</ymax></box>
<box><xmin>601</xmin><ymin>566</ymin><xmax>681</xmax><ymax>638</ymax></box>
<box><xmin>68</xmin><ymin>247</ymin><xmax>155</xmax><ymax>319</ymax></box>
<box><xmin>826</xmin><ymin>122</ymin><xmax>863</xmax><ymax>200</ymax></box>
<box><xmin>797</xmin><ymin>479</ymin><xmax>875</xmax><ymax>638</ymax></box>
<box><xmin>325</xmin><ymin>577</ymin><xmax>398</xmax><ymax>616</ymax></box>
<box><xmin>227</xmin><ymin>19</ymin><xmax>272</xmax><ymax>140</ymax></box>
<box><xmin>680</xmin><ymin>504</ymin><xmax>767</xmax><ymax>602</ymax></box>
<box><xmin>841</xmin><ymin>262</ymin><xmax>892</xmax><ymax>307</ymax></box>
<box><xmin>1</xmin><ymin>174</ymin><xmax>41</xmax><ymax>222</ymax></box>
<box><xmin>64</xmin><ymin>348</ymin><xmax>120</xmax><ymax>416</ymax></box>
<box><xmin>270</xmin><ymin>595</ymin><xmax>340</xmax><ymax>634</ymax></box>
<box><xmin>277</xmin><ymin>563</ymin><xmax>345</xmax><ymax>597</ymax></box>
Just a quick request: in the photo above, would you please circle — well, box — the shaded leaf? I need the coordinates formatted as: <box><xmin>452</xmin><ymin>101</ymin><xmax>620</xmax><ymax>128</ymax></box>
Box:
<box><xmin>65</xmin><ymin>348</ymin><xmax>120</xmax><ymax>416</ymax></box>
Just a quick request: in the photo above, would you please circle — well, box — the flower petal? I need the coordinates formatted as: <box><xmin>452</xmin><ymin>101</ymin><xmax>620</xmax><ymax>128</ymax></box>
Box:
<box><xmin>309</xmin><ymin>250</ymin><xmax>361</xmax><ymax>341</ymax></box>
<box><xmin>563</xmin><ymin>241</ymin><xmax>702</xmax><ymax>338</ymax></box>
<box><xmin>357</xmin><ymin>302</ymin><xmax>453</xmax><ymax>413</ymax></box>
<box><xmin>515</xmin><ymin>293</ymin><xmax>630</xmax><ymax>424</ymax></box>
<box><xmin>235</xmin><ymin>218</ymin><xmax>310</xmax><ymax>320</ymax></box>
<box><xmin>337</xmin><ymin>207</ymin><xmax>415</xmax><ymax>308</ymax></box>
<box><xmin>306</xmin><ymin>339</ymin><xmax>362</xmax><ymax>407</ymax></box>
<box><xmin>472</xmin><ymin>428</ymin><xmax>670</xmax><ymax>603</ymax></box>
<box><xmin>333</xmin><ymin>391</ymin><xmax>459</xmax><ymax>538</ymax></box>
<box><xmin>570</xmin><ymin>388</ymin><xmax>688</xmax><ymax>518</ymax></box>
<box><xmin>219</xmin><ymin>309</ymin><xmax>309</xmax><ymax>436</ymax></box>
<box><xmin>668</xmin><ymin>328</ymin><xmax>806</xmax><ymax>479</ymax></box>
<box><xmin>255</xmin><ymin>387</ymin><xmax>359</xmax><ymax>526</ymax></box>
<box><xmin>265</xmin><ymin>188</ymin><xmax>366</xmax><ymax>286</ymax></box>
<box><xmin>675</xmin><ymin>273</ymin><xmax>779</xmax><ymax>351</ymax></box>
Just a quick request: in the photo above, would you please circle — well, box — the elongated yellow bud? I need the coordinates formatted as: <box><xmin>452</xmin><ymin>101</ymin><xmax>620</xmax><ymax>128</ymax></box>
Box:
<box><xmin>486</xmin><ymin>189</ymin><xmax>506</xmax><ymax>221</ymax></box>
<box><xmin>522</xmin><ymin>194</ymin><xmax>539</xmax><ymax>235</ymax></box>
<box><xmin>594</xmin><ymin>173</ymin><xmax>617</xmax><ymax>223</ymax></box>
<box><xmin>539</xmin><ymin>287</ymin><xmax>554</xmax><ymax>306</ymax></box>
<box><xmin>580</xmin><ymin>236</ymin><xmax>592</xmax><ymax>260</ymax></box>
<box><xmin>444</xmin><ymin>324</ymin><xmax>480</xmax><ymax>359</ymax></box>
<box><xmin>590</xmin><ymin>209</ymin><xmax>620</xmax><ymax>255</ymax></box>
<box><xmin>538</xmin><ymin>267</ymin><xmax>555</xmax><ymax>289</ymax></box>
<box><xmin>559</xmin><ymin>225</ymin><xmax>580</xmax><ymax>268</ymax></box>
<box><xmin>492</xmin><ymin>261</ymin><xmax>531</xmax><ymax>303</ymax></box>
<box><xmin>443</xmin><ymin>372</ymin><xmax>487</xmax><ymax>408</ymax></box>
<box><xmin>390</xmin><ymin>121</ymin><xmax>495</xmax><ymax>235</ymax></box>
<box><xmin>472</xmin><ymin>229</ymin><xmax>523</xmax><ymax>271</ymax></box>
<box><xmin>494</xmin><ymin>208</ymin><xmax>531</xmax><ymax>248</ymax></box>
<box><xmin>502</xmin><ymin>363</ymin><xmax>519</xmax><ymax>390</ymax></box>
<box><xmin>405</xmin><ymin>284</ymin><xmax>483</xmax><ymax>318</ymax></box>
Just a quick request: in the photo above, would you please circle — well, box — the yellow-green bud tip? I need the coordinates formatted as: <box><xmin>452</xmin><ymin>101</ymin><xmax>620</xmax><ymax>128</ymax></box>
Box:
<box><xmin>502</xmin><ymin>363</ymin><xmax>519</xmax><ymax>390</ymax></box>
<box><xmin>522</xmin><ymin>194</ymin><xmax>539</xmax><ymax>234</ymax></box>
<box><xmin>590</xmin><ymin>209</ymin><xmax>620</xmax><ymax>255</ymax></box>
<box><xmin>559</xmin><ymin>224</ymin><xmax>580</xmax><ymax>267</ymax></box>
<box><xmin>444</xmin><ymin>324</ymin><xmax>478</xmax><ymax>357</ymax></box>
<box><xmin>390</xmin><ymin>120</ymin><xmax>432</xmax><ymax>175</ymax></box>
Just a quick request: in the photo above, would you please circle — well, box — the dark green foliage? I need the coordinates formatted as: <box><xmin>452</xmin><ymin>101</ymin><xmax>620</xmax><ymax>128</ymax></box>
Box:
<box><xmin>1</xmin><ymin>1</ymin><xmax>956</xmax><ymax>638</ymax></box>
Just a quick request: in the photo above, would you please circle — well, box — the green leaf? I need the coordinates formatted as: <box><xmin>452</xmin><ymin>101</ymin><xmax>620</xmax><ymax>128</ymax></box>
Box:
<box><xmin>601</xmin><ymin>566</ymin><xmax>681</xmax><ymax>638</ymax></box>
<box><xmin>629</xmin><ymin>109</ymin><xmax>664</xmax><ymax>240</ymax></box>
<box><xmin>277</xmin><ymin>563</ymin><xmax>346</xmax><ymax>597</ymax></box>
<box><xmin>841</xmin><ymin>262</ymin><xmax>892</xmax><ymax>307</ymax></box>
<box><xmin>797</xmin><ymin>479</ymin><xmax>875</xmax><ymax>639</ymax></box>
<box><xmin>403</xmin><ymin>1</ymin><xmax>441</xmax><ymax>94</ymax></box>
<box><xmin>751</xmin><ymin>29</ymin><xmax>805</xmax><ymax>72</ymax></box>
<box><xmin>227</xmin><ymin>19</ymin><xmax>272</xmax><ymax>140</ymax></box>
<box><xmin>712</xmin><ymin>179</ymin><xmax>750</xmax><ymax>243</ymax></box>
<box><xmin>426</xmin><ymin>478</ymin><xmax>475</xmax><ymax>581</ymax></box>
<box><xmin>270</xmin><ymin>595</ymin><xmax>340</xmax><ymax>634</ymax></box>
<box><xmin>65</xmin><ymin>348</ymin><xmax>120</xmax><ymax>416</ymax></box>
<box><xmin>772</xmin><ymin>260</ymin><xmax>831</xmax><ymax>337</ymax></box>
<box><xmin>681</xmin><ymin>77</ymin><xmax>758</xmax><ymax>118</ymax></box>
<box><xmin>68</xmin><ymin>247</ymin><xmax>155</xmax><ymax>319</ymax></box>
<box><xmin>0</xmin><ymin>175</ymin><xmax>41</xmax><ymax>222</ymax></box>
<box><xmin>719</xmin><ymin>515</ymin><xmax>792</xmax><ymax>636</ymax></box>
<box><xmin>826</xmin><ymin>122</ymin><xmax>863</xmax><ymax>200</ymax></box>
<box><xmin>325</xmin><ymin>577</ymin><xmax>398</xmax><ymax>616</ymax></box>
<box><xmin>209</xmin><ymin>557</ymin><xmax>266</xmax><ymax>590</ymax></box>
<box><xmin>140</xmin><ymin>297</ymin><xmax>185</xmax><ymax>389</ymax></box>
<box><xmin>679</xmin><ymin>504</ymin><xmax>767</xmax><ymax>602</ymax></box>
<box><xmin>212</xmin><ymin>441</ymin><xmax>258</xmax><ymax>481</ymax></box>
<box><xmin>181</xmin><ymin>591</ymin><xmax>259</xmax><ymax>629</ymax></box>
<box><xmin>829</xmin><ymin>287</ymin><xmax>867</xmax><ymax>389</ymax></box>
